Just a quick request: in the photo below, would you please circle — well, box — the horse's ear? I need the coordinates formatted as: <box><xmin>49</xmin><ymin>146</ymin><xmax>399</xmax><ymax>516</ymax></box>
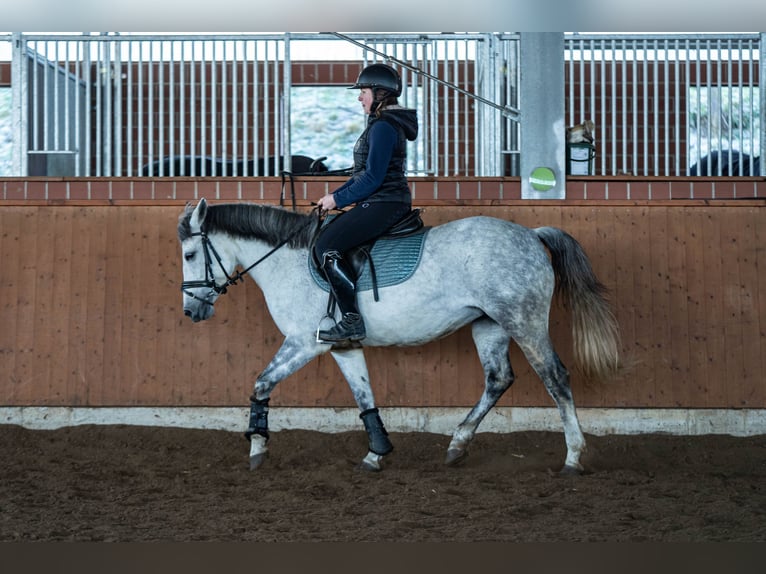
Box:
<box><xmin>190</xmin><ymin>198</ymin><xmax>208</xmax><ymax>230</ymax></box>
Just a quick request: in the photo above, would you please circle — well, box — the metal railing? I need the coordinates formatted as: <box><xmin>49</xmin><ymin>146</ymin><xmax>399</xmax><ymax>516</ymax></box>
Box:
<box><xmin>8</xmin><ymin>32</ymin><xmax>519</xmax><ymax>177</ymax></box>
<box><xmin>3</xmin><ymin>32</ymin><xmax>764</xmax><ymax>178</ymax></box>
<box><xmin>565</xmin><ymin>33</ymin><xmax>764</xmax><ymax>176</ymax></box>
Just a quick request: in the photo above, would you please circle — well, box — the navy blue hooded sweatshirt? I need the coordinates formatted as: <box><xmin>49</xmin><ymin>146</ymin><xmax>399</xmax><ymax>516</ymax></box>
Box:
<box><xmin>332</xmin><ymin>106</ymin><xmax>418</xmax><ymax>209</ymax></box>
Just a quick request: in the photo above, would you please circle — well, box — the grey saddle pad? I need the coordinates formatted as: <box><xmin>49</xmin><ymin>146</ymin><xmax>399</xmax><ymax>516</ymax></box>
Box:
<box><xmin>309</xmin><ymin>228</ymin><xmax>429</xmax><ymax>293</ymax></box>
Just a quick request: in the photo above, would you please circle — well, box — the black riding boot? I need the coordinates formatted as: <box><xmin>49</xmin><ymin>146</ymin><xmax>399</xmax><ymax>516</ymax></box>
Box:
<box><xmin>318</xmin><ymin>251</ymin><xmax>366</xmax><ymax>342</ymax></box>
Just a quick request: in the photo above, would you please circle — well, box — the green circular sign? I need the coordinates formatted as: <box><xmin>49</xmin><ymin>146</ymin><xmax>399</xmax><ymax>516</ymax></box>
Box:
<box><xmin>529</xmin><ymin>167</ymin><xmax>556</xmax><ymax>191</ymax></box>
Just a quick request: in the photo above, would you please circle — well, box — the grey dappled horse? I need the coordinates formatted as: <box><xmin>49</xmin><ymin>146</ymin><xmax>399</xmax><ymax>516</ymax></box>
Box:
<box><xmin>178</xmin><ymin>199</ymin><xmax>621</xmax><ymax>473</ymax></box>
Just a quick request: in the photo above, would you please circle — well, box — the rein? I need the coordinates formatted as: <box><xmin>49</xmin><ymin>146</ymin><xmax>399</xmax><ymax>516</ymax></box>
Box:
<box><xmin>181</xmin><ymin>208</ymin><xmax>321</xmax><ymax>306</ymax></box>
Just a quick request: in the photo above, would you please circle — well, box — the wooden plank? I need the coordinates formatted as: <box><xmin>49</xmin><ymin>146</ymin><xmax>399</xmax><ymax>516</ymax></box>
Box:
<box><xmin>701</xmin><ymin>207</ymin><xmax>727</xmax><ymax>406</ymax></box>
<box><xmin>648</xmin><ymin>206</ymin><xmax>671</xmax><ymax>405</ymax></box>
<box><xmin>665</xmin><ymin>206</ymin><xmax>692</xmax><ymax>407</ymax></box>
<box><xmin>0</xmin><ymin>209</ymin><xmax>22</xmax><ymax>400</ymax></box>
<box><xmin>753</xmin><ymin>206</ymin><xmax>766</xmax><ymax>406</ymax></box>
<box><xmin>632</xmin><ymin>206</ymin><xmax>657</xmax><ymax>406</ymax></box>
<box><xmin>101</xmin><ymin>207</ymin><xmax>126</xmax><ymax>403</ymax></box>
<box><xmin>719</xmin><ymin>207</ymin><xmax>750</xmax><ymax>407</ymax></box>
<box><xmin>684</xmin><ymin>207</ymin><xmax>711</xmax><ymax>407</ymax></box>
<box><xmin>65</xmin><ymin>207</ymin><xmax>91</xmax><ymax>405</ymax></box>
<box><xmin>733</xmin><ymin>207</ymin><xmax>764</xmax><ymax>406</ymax></box>
<box><xmin>83</xmin><ymin>207</ymin><xmax>109</xmax><ymax>404</ymax></box>
<box><xmin>611</xmin><ymin>206</ymin><xmax>641</xmax><ymax>406</ymax></box>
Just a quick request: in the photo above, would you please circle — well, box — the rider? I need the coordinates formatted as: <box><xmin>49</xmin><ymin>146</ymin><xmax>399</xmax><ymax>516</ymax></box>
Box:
<box><xmin>314</xmin><ymin>63</ymin><xmax>419</xmax><ymax>342</ymax></box>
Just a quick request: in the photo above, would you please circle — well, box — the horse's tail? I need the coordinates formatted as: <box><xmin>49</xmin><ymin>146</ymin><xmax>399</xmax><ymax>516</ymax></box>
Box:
<box><xmin>534</xmin><ymin>226</ymin><xmax>621</xmax><ymax>383</ymax></box>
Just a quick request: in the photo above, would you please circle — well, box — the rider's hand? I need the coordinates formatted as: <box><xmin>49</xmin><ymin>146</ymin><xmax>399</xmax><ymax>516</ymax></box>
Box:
<box><xmin>316</xmin><ymin>194</ymin><xmax>337</xmax><ymax>212</ymax></box>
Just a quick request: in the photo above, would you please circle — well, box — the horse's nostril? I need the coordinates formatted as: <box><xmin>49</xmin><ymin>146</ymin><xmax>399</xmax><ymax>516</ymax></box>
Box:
<box><xmin>184</xmin><ymin>309</ymin><xmax>192</xmax><ymax>317</ymax></box>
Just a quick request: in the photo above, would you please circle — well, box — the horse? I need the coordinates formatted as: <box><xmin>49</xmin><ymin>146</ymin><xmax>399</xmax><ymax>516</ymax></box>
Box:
<box><xmin>142</xmin><ymin>154</ymin><xmax>329</xmax><ymax>176</ymax></box>
<box><xmin>178</xmin><ymin>198</ymin><xmax>621</xmax><ymax>473</ymax></box>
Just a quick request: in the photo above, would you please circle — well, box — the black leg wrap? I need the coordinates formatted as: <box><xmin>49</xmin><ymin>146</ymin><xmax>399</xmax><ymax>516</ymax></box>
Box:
<box><xmin>244</xmin><ymin>397</ymin><xmax>270</xmax><ymax>442</ymax></box>
<box><xmin>359</xmin><ymin>407</ymin><xmax>393</xmax><ymax>456</ymax></box>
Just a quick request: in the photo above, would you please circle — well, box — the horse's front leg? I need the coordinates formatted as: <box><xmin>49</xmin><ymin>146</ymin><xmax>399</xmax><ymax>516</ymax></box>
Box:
<box><xmin>246</xmin><ymin>336</ymin><xmax>324</xmax><ymax>470</ymax></box>
<box><xmin>331</xmin><ymin>347</ymin><xmax>393</xmax><ymax>472</ymax></box>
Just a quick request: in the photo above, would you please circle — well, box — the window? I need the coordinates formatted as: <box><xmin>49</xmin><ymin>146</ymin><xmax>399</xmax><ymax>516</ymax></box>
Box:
<box><xmin>290</xmin><ymin>86</ymin><xmax>365</xmax><ymax>172</ymax></box>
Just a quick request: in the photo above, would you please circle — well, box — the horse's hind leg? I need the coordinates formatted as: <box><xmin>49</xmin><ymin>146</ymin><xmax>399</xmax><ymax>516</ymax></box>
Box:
<box><xmin>446</xmin><ymin>318</ymin><xmax>514</xmax><ymax>466</ymax></box>
<box><xmin>517</xmin><ymin>336</ymin><xmax>586</xmax><ymax>474</ymax></box>
<box><xmin>331</xmin><ymin>347</ymin><xmax>393</xmax><ymax>472</ymax></box>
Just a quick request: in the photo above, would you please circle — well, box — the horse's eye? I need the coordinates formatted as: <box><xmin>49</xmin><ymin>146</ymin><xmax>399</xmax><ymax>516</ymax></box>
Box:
<box><xmin>184</xmin><ymin>252</ymin><xmax>195</xmax><ymax>262</ymax></box>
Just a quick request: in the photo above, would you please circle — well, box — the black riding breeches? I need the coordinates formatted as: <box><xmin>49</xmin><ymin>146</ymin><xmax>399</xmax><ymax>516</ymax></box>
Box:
<box><xmin>313</xmin><ymin>201</ymin><xmax>411</xmax><ymax>262</ymax></box>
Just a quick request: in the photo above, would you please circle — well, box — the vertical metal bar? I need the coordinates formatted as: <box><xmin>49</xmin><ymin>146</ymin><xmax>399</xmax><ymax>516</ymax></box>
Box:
<box><xmin>621</xmin><ymin>39</ymin><xmax>627</xmax><ymax>174</ymax></box>
<box><xmin>114</xmin><ymin>39</ymin><xmax>123</xmax><ymax>176</ymax></box>
<box><xmin>663</xmin><ymin>39</ymin><xmax>669</xmax><ymax>176</ymax></box>
<box><xmin>642</xmin><ymin>39</ymin><xmax>649</xmax><ymax>176</ymax></box>
<box><xmin>137</xmin><ymin>41</ymin><xmax>144</xmax><ymax>176</ymax></box>
<box><xmin>746</xmin><ymin>38</ymin><xmax>754</xmax><ymax>175</ymax></box>
<box><xmin>104</xmin><ymin>39</ymin><xmax>113</xmax><ymax>176</ymax></box>
<box><xmin>242</xmin><ymin>40</ymin><xmax>249</xmax><ymax>174</ymax></box>
<box><xmin>630</xmin><ymin>39</ymin><xmax>637</xmax><ymax>176</ymax></box>
<box><xmin>169</xmin><ymin>40</ymin><xmax>175</xmax><ymax>175</ymax></box>
<box><xmin>74</xmin><ymin>40</ymin><xmax>81</xmax><ymax>176</ymax></box>
<box><xmin>274</xmin><ymin>39</ymin><xmax>282</xmax><ymax>173</ymax></box>
<box><xmin>126</xmin><ymin>40</ymin><xmax>133</xmax><ymax>176</ymax></box>
<box><xmin>697</xmin><ymin>39</ymin><xmax>703</xmax><ymax>175</ymax></box>
<box><xmin>652</xmin><ymin>40</ymin><xmax>659</xmax><ymax>176</ymax></box>
<box><xmin>462</xmin><ymin>38</ymin><xmax>469</xmax><ymax>176</ymax></box>
<box><xmin>430</xmin><ymin>40</ymin><xmax>438</xmax><ymax>176</ymax></box>
<box><xmin>283</xmin><ymin>35</ymin><xmax>291</xmax><ymax>173</ymax></box>
<box><xmin>158</xmin><ymin>39</ymin><xmax>165</xmax><ymax>175</ymax></box>
<box><xmin>589</xmin><ymin>38</ymin><xmax>596</xmax><ymax>152</ymax></box>
<box><xmin>264</xmin><ymin>41</ymin><xmax>270</xmax><ymax>175</ymax></box>
<box><xmin>612</xmin><ymin>38</ymin><xmax>618</xmax><ymax>176</ymax></box>
<box><xmin>63</xmin><ymin>41</ymin><xmax>70</xmax><ymax>154</ymax></box>
<box><xmin>673</xmin><ymin>39</ymin><xmax>680</xmax><ymax>176</ymax></box>
<box><xmin>600</xmin><ymin>39</ymin><xmax>607</xmax><ymax>175</ymax></box>
<box><xmin>200</xmin><ymin>41</ymin><xmax>207</xmax><ymax>175</ymax></box>
<box><xmin>148</xmin><ymin>41</ymin><xmax>154</xmax><ymax>175</ymax></box>
<box><xmin>95</xmin><ymin>40</ymin><xmax>103</xmax><ymax>176</ymax></box>
<box><xmin>53</xmin><ymin>41</ymin><xmax>60</xmax><ymax>151</ymax></box>
<box><xmin>760</xmin><ymin>33</ymin><xmax>766</xmax><ymax>175</ymax></box>
<box><xmin>232</xmin><ymin>39</ymin><xmax>239</xmax><ymax>173</ymax></box>
<box><xmin>578</xmin><ymin>37</ymin><xmax>585</xmax><ymax>124</ymax></box>
<box><xmin>567</xmin><ymin>38</ymin><xmax>574</xmax><ymax>124</ymax></box>
<box><xmin>83</xmin><ymin>40</ymin><xmax>92</xmax><ymax>176</ymax></box>
<box><xmin>211</xmin><ymin>41</ymin><xmax>218</xmax><ymax>173</ymax></box>
<box><xmin>179</xmin><ymin>40</ymin><xmax>185</xmax><ymax>175</ymax></box>
<box><xmin>721</xmin><ymin>38</ymin><xmax>742</xmax><ymax>175</ymax></box>
<box><xmin>31</xmin><ymin>40</ymin><xmax>39</xmax><ymax>152</ymax></box>
<box><xmin>715</xmin><ymin>39</ymin><xmax>723</xmax><ymax>177</ymax></box>
<box><xmin>190</xmin><ymin>40</ymin><xmax>196</xmax><ymax>175</ymax></box>
<box><xmin>252</xmin><ymin>41</ymin><xmax>259</xmax><ymax>175</ymax></box>
<box><xmin>221</xmin><ymin>40</ymin><xmax>227</xmax><ymax>169</ymax></box>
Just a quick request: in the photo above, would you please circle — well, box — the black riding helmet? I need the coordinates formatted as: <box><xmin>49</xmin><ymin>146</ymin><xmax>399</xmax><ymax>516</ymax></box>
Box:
<box><xmin>349</xmin><ymin>63</ymin><xmax>402</xmax><ymax>98</ymax></box>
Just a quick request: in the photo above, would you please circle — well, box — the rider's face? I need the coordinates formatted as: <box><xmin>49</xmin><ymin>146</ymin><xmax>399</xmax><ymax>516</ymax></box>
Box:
<box><xmin>358</xmin><ymin>88</ymin><xmax>374</xmax><ymax>115</ymax></box>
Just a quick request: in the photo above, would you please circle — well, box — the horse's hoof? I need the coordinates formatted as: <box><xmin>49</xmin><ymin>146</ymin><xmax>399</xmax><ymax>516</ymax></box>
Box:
<box><xmin>445</xmin><ymin>448</ymin><xmax>468</xmax><ymax>466</ymax></box>
<box><xmin>249</xmin><ymin>453</ymin><xmax>267</xmax><ymax>470</ymax></box>
<box><xmin>559</xmin><ymin>464</ymin><xmax>583</xmax><ymax>476</ymax></box>
<box><xmin>356</xmin><ymin>451</ymin><xmax>384</xmax><ymax>472</ymax></box>
<box><xmin>356</xmin><ymin>459</ymin><xmax>382</xmax><ymax>473</ymax></box>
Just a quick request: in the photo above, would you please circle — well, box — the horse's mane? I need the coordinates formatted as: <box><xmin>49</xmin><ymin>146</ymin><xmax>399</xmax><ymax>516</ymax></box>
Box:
<box><xmin>178</xmin><ymin>203</ymin><xmax>319</xmax><ymax>249</ymax></box>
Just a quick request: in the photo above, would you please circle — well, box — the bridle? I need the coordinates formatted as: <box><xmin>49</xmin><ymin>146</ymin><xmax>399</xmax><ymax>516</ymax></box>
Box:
<box><xmin>181</xmin><ymin>208</ymin><xmax>322</xmax><ymax>307</ymax></box>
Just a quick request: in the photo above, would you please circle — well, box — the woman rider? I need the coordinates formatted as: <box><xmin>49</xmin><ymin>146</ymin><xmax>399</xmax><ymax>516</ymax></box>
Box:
<box><xmin>314</xmin><ymin>63</ymin><xmax>418</xmax><ymax>342</ymax></box>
